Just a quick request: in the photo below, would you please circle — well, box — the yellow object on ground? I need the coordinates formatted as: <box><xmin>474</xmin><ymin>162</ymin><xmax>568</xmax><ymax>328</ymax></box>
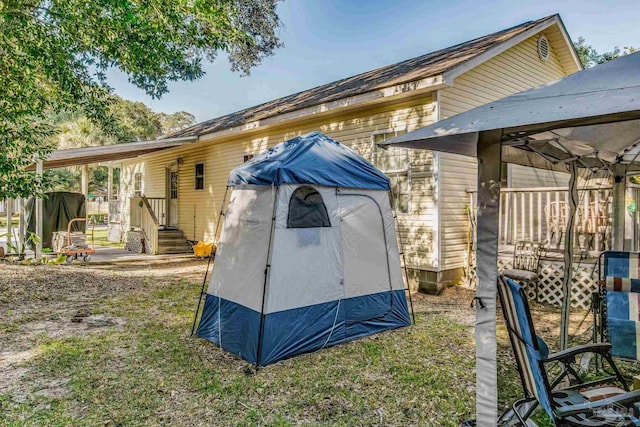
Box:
<box><xmin>193</xmin><ymin>241</ymin><xmax>214</xmax><ymax>257</ymax></box>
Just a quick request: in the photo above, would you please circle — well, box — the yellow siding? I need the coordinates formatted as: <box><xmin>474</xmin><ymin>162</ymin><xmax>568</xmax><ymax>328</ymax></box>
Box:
<box><xmin>438</xmin><ymin>32</ymin><xmax>571</xmax><ymax>271</ymax></box>
<box><xmin>117</xmin><ymin>27</ymin><xmax>578</xmax><ymax>278</ymax></box>
<box><xmin>119</xmin><ymin>95</ymin><xmax>438</xmax><ymax>270</ymax></box>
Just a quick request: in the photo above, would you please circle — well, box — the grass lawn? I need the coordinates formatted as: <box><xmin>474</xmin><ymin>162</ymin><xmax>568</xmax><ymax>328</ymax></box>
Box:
<box><xmin>90</xmin><ymin>226</ymin><xmax>123</xmax><ymax>249</ymax></box>
<box><xmin>0</xmin><ymin>261</ymin><xmax>475</xmax><ymax>426</ymax></box>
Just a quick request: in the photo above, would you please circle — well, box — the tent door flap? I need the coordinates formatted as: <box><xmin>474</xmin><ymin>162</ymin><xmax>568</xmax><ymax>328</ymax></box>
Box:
<box><xmin>338</xmin><ymin>193</ymin><xmax>392</xmax><ymax>325</ymax></box>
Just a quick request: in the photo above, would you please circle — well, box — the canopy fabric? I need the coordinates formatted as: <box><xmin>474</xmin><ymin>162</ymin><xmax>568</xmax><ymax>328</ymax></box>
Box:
<box><xmin>228</xmin><ymin>132</ymin><xmax>391</xmax><ymax>190</ymax></box>
<box><xmin>382</xmin><ymin>52</ymin><xmax>640</xmax><ymax>170</ymax></box>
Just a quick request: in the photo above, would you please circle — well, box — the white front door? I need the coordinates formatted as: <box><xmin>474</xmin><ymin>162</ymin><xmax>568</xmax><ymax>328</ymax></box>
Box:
<box><xmin>167</xmin><ymin>165</ymin><xmax>179</xmax><ymax>228</ymax></box>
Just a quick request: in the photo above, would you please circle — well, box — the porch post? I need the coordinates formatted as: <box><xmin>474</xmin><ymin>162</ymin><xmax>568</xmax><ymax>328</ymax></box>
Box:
<box><xmin>107</xmin><ymin>166</ymin><xmax>113</xmax><ymax>202</ymax></box>
<box><xmin>6</xmin><ymin>198</ymin><xmax>13</xmax><ymax>250</ymax></box>
<box><xmin>35</xmin><ymin>160</ymin><xmax>44</xmax><ymax>260</ymax></box>
<box><xmin>612</xmin><ymin>166</ymin><xmax>626</xmax><ymax>251</ymax></box>
<box><xmin>81</xmin><ymin>164</ymin><xmax>89</xmax><ymax>199</ymax></box>
<box><xmin>475</xmin><ymin>129</ymin><xmax>502</xmax><ymax>426</ymax></box>
<box><xmin>17</xmin><ymin>198</ymin><xmax>25</xmax><ymax>255</ymax></box>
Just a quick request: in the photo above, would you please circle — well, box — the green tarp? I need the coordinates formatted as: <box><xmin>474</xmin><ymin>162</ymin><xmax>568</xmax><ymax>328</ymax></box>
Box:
<box><xmin>26</xmin><ymin>192</ymin><xmax>86</xmax><ymax>250</ymax></box>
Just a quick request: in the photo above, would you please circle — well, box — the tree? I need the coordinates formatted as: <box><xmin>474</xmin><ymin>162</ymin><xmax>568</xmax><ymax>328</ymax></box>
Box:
<box><xmin>574</xmin><ymin>37</ymin><xmax>637</xmax><ymax>68</ymax></box>
<box><xmin>0</xmin><ymin>0</ymin><xmax>283</xmax><ymax>199</ymax></box>
<box><xmin>159</xmin><ymin>112</ymin><xmax>198</xmax><ymax>136</ymax></box>
<box><xmin>47</xmin><ymin>96</ymin><xmax>197</xmax><ymax>194</ymax></box>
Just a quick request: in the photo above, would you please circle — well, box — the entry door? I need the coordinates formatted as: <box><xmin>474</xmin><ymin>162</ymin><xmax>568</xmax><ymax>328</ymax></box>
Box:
<box><xmin>167</xmin><ymin>165</ymin><xmax>179</xmax><ymax>228</ymax></box>
<box><xmin>339</xmin><ymin>194</ymin><xmax>392</xmax><ymax>324</ymax></box>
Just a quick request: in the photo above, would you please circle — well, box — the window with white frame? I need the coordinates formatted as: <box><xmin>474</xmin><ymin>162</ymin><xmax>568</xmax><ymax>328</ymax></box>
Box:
<box><xmin>195</xmin><ymin>162</ymin><xmax>205</xmax><ymax>190</ymax></box>
<box><xmin>133</xmin><ymin>172</ymin><xmax>143</xmax><ymax>197</ymax></box>
<box><xmin>373</xmin><ymin>131</ymin><xmax>410</xmax><ymax>213</ymax></box>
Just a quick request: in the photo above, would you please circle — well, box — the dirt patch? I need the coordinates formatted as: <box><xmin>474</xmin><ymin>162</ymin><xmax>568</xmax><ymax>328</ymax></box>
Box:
<box><xmin>0</xmin><ymin>260</ymin><xmax>208</xmax><ymax>396</ymax></box>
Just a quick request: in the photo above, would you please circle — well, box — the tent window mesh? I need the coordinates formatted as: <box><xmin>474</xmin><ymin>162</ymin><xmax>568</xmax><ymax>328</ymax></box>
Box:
<box><xmin>288</xmin><ymin>186</ymin><xmax>331</xmax><ymax>228</ymax></box>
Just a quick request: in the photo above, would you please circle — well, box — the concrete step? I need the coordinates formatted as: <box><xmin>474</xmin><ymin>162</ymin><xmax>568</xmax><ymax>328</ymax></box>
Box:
<box><xmin>158</xmin><ymin>230</ymin><xmax>186</xmax><ymax>237</ymax></box>
<box><xmin>157</xmin><ymin>245</ymin><xmax>192</xmax><ymax>255</ymax></box>
<box><xmin>158</xmin><ymin>237</ymin><xmax>191</xmax><ymax>245</ymax></box>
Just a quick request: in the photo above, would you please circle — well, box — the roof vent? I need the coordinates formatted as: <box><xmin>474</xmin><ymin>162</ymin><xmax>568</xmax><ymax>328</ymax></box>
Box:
<box><xmin>538</xmin><ymin>35</ymin><xmax>550</xmax><ymax>62</ymax></box>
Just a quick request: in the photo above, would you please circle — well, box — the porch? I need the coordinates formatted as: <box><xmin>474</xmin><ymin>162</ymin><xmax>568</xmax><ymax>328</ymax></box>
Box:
<box><xmin>476</xmin><ymin>183</ymin><xmax>640</xmax><ymax>310</ymax></box>
<box><xmin>124</xmin><ymin>196</ymin><xmax>191</xmax><ymax>255</ymax></box>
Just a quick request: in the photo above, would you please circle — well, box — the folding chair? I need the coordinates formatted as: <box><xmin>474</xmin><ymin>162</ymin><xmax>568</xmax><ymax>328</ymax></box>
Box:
<box><xmin>595</xmin><ymin>251</ymin><xmax>640</xmax><ymax>361</ymax></box>
<box><xmin>497</xmin><ymin>275</ymin><xmax>640</xmax><ymax>426</ymax></box>
<box><xmin>502</xmin><ymin>241</ymin><xmax>545</xmax><ymax>301</ymax></box>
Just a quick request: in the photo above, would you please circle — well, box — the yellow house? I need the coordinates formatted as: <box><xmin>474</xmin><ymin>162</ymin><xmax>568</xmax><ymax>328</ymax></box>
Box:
<box><xmin>110</xmin><ymin>14</ymin><xmax>582</xmax><ymax>291</ymax></box>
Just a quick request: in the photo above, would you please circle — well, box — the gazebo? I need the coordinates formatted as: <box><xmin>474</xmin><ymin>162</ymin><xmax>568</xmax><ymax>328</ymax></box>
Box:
<box><xmin>382</xmin><ymin>52</ymin><xmax>640</xmax><ymax>424</ymax></box>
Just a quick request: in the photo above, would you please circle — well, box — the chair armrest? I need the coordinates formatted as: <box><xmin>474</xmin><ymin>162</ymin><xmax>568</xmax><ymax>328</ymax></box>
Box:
<box><xmin>545</xmin><ymin>342</ymin><xmax>612</xmax><ymax>363</ymax></box>
<box><xmin>554</xmin><ymin>389</ymin><xmax>640</xmax><ymax>418</ymax></box>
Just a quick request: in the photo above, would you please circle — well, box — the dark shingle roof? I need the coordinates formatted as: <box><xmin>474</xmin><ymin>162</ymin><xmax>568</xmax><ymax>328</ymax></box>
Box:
<box><xmin>170</xmin><ymin>15</ymin><xmax>558</xmax><ymax>138</ymax></box>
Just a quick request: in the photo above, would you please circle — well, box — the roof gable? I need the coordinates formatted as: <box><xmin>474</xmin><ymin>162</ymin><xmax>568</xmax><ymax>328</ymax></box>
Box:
<box><xmin>166</xmin><ymin>15</ymin><xmax>580</xmax><ymax>140</ymax></box>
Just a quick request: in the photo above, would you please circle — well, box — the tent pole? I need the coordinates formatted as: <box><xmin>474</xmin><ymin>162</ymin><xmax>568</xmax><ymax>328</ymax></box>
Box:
<box><xmin>190</xmin><ymin>186</ymin><xmax>230</xmax><ymax>337</ymax></box>
<box><xmin>389</xmin><ymin>190</ymin><xmax>415</xmax><ymax>324</ymax></box>
<box><xmin>475</xmin><ymin>129</ymin><xmax>502</xmax><ymax>426</ymax></box>
<box><xmin>560</xmin><ymin>161</ymin><xmax>578</xmax><ymax>350</ymax></box>
<box><xmin>612</xmin><ymin>167</ymin><xmax>626</xmax><ymax>251</ymax></box>
<box><xmin>256</xmin><ymin>186</ymin><xmax>279</xmax><ymax>369</ymax></box>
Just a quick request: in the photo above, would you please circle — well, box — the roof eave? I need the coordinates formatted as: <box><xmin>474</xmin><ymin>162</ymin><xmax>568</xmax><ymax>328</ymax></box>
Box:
<box><xmin>198</xmin><ymin>75</ymin><xmax>448</xmax><ymax>143</ymax></box>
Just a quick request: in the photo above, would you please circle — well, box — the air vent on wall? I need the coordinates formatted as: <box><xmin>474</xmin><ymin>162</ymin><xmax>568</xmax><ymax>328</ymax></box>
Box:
<box><xmin>538</xmin><ymin>35</ymin><xmax>550</xmax><ymax>62</ymax></box>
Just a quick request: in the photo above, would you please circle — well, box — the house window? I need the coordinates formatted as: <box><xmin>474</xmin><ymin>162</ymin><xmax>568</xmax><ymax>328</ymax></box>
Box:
<box><xmin>195</xmin><ymin>163</ymin><xmax>205</xmax><ymax>190</ymax></box>
<box><xmin>243</xmin><ymin>154</ymin><xmax>255</xmax><ymax>163</ymax></box>
<box><xmin>288</xmin><ymin>186</ymin><xmax>331</xmax><ymax>228</ymax></box>
<box><xmin>133</xmin><ymin>172</ymin><xmax>143</xmax><ymax>197</ymax></box>
<box><xmin>373</xmin><ymin>131</ymin><xmax>410</xmax><ymax>213</ymax></box>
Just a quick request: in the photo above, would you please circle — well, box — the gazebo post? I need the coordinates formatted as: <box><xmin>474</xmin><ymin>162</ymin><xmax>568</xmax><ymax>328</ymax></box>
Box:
<box><xmin>475</xmin><ymin>129</ymin><xmax>502</xmax><ymax>425</ymax></box>
<box><xmin>612</xmin><ymin>165</ymin><xmax>626</xmax><ymax>251</ymax></box>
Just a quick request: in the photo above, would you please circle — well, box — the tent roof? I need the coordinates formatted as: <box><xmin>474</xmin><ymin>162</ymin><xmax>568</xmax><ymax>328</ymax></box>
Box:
<box><xmin>228</xmin><ymin>132</ymin><xmax>391</xmax><ymax>190</ymax></box>
<box><xmin>382</xmin><ymin>52</ymin><xmax>640</xmax><ymax>171</ymax></box>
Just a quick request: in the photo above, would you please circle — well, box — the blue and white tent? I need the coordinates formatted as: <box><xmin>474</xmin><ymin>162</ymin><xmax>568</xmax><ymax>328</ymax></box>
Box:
<box><xmin>197</xmin><ymin>131</ymin><xmax>412</xmax><ymax>366</ymax></box>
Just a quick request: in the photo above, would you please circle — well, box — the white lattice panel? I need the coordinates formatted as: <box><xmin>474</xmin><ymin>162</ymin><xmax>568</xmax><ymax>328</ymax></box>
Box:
<box><xmin>498</xmin><ymin>256</ymin><xmax>597</xmax><ymax>310</ymax></box>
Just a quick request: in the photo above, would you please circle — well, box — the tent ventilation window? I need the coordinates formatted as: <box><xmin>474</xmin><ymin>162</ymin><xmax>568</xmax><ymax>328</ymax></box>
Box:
<box><xmin>288</xmin><ymin>186</ymin><xmax>331</xmax><ymax>228</ymax></box>
<box><xmin>538</xmin><ymin>35</ymin><xmax>550</xmax><ymax>62</ymax></box>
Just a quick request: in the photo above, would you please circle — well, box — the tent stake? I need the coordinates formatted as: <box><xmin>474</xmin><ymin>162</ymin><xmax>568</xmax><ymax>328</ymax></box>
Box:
<box><xmin>190</xmin><ymin>186</ymin><xmax>230</xmax><ymax>337</ymax></box>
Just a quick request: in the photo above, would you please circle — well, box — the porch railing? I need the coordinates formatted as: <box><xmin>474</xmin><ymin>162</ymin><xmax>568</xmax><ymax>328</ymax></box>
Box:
<box><xmin>129</xmin><ymin>196</ymin><xmax>160</xmax><ymax>255</ymax></box>
<box><xmin>467</xmin><ymin>185</ymin><xmax>614</xmax><ymax>253</ymax></box>
<box><xmin>146</xmin><ymin>197</ymin><xmax>166</xmax><ymax>226</ymax></box>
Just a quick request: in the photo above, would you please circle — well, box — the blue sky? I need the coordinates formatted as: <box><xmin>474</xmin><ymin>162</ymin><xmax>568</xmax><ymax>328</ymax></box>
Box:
<box><xmin>107</xmin><ymin>0</ymin><xmax>640</xmax><ymax>122</ymax></box>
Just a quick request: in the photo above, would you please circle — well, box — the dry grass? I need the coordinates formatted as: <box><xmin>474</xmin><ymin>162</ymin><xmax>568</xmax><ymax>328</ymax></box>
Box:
<box><xmin>0</xmin><ymin>261</ymin><xmax>475</xmax><ymax>426</ymax></box>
